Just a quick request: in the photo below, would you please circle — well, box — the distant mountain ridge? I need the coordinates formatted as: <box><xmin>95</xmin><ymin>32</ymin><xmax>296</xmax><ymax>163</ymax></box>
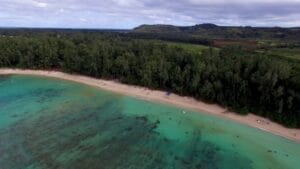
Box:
<box><xmin>133</xmin><ymin>23</ymin><xmax>300</xmax><ymax>40</ymax></box>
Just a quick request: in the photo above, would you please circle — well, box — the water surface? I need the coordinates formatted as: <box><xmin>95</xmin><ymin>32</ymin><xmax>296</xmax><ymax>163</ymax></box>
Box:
<box><xmin>0</xmin><ymin>75</ymin><xmax>299</xmax><ymax>169</ymax></box>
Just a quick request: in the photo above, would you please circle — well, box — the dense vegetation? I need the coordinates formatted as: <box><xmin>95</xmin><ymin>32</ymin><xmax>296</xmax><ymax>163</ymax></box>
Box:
<box><xmin>0</xmin><ymin>32</ymin><xmax>299</xmax><ymax>127</ymax></box>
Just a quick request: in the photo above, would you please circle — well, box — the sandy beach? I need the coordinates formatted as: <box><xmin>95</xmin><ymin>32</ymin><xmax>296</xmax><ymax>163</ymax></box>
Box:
<box><xmin>0</xmin><ymin>68</ymin><xmax>299</xmax><ymax>143</ymax></box>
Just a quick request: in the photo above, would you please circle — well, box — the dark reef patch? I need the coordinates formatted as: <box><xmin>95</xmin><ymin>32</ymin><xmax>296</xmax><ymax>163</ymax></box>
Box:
<box><xmin>0</xmin><ymin>75</ymin><xmax>12</xmax><ymax>83</ymax></box>
<box><xmin>31</xmin><ymin>88</ymin><xmax>65</xmax><ymax>103</ymax></box>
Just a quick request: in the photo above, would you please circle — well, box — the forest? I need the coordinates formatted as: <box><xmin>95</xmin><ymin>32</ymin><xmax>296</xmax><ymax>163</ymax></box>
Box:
<box><xmin>0</xmin><ymin>32</ymin><xmax>299</xmax><ymax>127</ymax></box>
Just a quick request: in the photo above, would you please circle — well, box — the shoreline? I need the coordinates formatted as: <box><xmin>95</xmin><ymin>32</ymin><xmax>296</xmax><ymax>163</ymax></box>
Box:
<box><xmin>0</xmin><ymin>68</ymin><xmax>299</xmax><ymax>143</ymax></box>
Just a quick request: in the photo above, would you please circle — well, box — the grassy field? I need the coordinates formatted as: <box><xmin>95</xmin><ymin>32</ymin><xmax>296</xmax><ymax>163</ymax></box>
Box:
<box><xmin>267</xmin><ymin>48</ymin><xmax>300</xmax><ymax>61</ymax></box>
<box><xmin>213</xmin><ymin>39</ymin><xmax>258</xmax><ymax>50</ymax></box>
<box><xmin>163</xmin><ymin>41</ymin><xmax>219</xmax><ymax>55</ymax></box>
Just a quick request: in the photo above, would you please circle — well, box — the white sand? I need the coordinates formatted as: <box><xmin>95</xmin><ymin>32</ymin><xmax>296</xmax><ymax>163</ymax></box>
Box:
<box><xmin>1</xmin><ymin>68</ymin><xmax>299</xmax><ymax>143</ymax></box>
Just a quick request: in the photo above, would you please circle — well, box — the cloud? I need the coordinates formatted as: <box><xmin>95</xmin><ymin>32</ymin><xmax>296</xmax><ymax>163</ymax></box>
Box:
<box><xmin>35</xmin><ymin>2</ymin><xmax>48</xmax><ymax>8</ymax></box>
<box><xmin>0</xmin><ymin>0</ymin><xmax>300</xmax><ymax>28</ymax></box>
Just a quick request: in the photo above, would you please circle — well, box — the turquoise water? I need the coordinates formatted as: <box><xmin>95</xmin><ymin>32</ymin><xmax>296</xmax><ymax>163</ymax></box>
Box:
<box><xmin>0</xmin><ymin>75</ymin><xmax>299</xmax><ymax>169</ymax></box>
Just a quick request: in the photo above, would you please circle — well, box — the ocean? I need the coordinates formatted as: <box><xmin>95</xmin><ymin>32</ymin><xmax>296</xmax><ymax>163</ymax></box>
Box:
<box><xmin>0</xmin><ymin>75</ymin><xmax>299</xmax><ymax>169</ymax></box>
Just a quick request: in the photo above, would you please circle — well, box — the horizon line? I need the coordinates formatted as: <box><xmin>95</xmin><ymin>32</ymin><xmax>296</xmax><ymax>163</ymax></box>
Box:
<box><xmin>0</xmin><ymin>23</ymin><xmax>300</xmax><ymax>30</ymax></box>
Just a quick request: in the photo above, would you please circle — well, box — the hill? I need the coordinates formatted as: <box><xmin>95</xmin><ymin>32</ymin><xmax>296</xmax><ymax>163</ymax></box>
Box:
<box><xmin>133</xmin><ymin>24</ymin><xmax>300</xmax><ymax>41</ymax></box>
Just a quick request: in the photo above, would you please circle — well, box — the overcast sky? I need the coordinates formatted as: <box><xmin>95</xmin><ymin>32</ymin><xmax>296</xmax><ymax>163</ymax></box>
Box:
<box><xmin>0</xmin><ymin>0</ymin><xmax>300</xmax><ymax>28</ymax></box>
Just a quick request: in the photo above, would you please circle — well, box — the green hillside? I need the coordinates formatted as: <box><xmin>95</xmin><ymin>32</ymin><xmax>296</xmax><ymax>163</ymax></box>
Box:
<box><xmin>133</xmin><ymin>24</ymin><xmax>300</xmax><ymax>41</ymax></box>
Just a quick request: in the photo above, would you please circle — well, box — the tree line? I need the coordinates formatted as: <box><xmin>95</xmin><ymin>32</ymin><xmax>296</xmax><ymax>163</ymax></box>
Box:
<box><xmin>0</xmin><ymin>34</ymin><xmax>299</xmax><ymax>127</ymax></box>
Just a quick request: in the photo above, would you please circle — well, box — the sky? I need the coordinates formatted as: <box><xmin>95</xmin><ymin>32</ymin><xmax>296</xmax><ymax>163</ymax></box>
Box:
<box><xmin>0</xmin><ymin>0</ymin><xmax>300</xmax><ymax>28</ymax></box>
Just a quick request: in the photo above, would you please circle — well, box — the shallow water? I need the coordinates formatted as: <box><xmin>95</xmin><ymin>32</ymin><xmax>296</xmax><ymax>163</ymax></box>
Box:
<box><xmin>0</xmin><ymin>75</ymin><xmax>299</xmax><ymax>169</ymax></box>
